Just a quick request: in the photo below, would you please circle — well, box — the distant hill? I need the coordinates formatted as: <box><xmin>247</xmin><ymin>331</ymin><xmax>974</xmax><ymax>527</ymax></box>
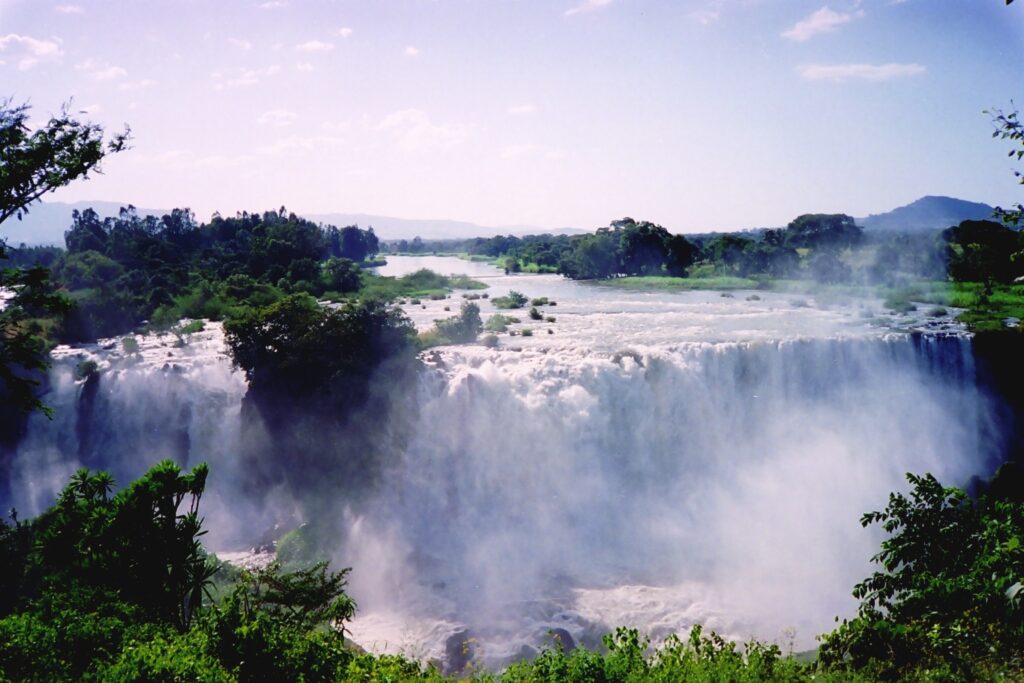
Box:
<box><xmin>0</xmin><ymin>200</ymin><xmax>169</xmax><ymax>247</ymax></box>
<box><xmin>305</xmin><ymin>212</ymin><xmax>585</xmax><ymax>241</ymax></box>
<box><xmin>0</xmin><ymin>201</ymin><xmax>585</xmax><ymax>246</ymax></box>
<box><xmin>857</xmin><ymin>196</ymin><xmax>996</xmax><ymax>232</ymax></box>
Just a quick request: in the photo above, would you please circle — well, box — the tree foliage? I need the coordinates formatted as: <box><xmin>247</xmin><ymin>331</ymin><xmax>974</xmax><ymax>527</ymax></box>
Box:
<box><xmin>818</xmin><ymin>473</ymin><xmax>1024</xmax><ymax>680</ymax></box>
<box><xmin>0</xmin><ymin>99</ymin><xmax>129</xmax><ymax>224</ymax></box>
<box><xmin>0</xmin><ymin>99</ymin><xmax>126</xmax><ymax>414</ymax></box>
<box><xmin>988</xmin><ymin>105</ymin><xmax>1024</xmax><ymax>227</ymax></box>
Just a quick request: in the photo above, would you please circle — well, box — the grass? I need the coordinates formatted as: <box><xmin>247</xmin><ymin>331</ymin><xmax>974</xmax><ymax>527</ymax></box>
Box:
<box><xmin>600</xmin><ymin>273</ymin><xmax>1024</xmax><ymax>332</ymax></box>
<box><xmin>600</xmin><ymin>275</ymin><xmax>762</xmax><ymax>291</ymax></box>
<box><xmin>358</xmin><ymin>269</ymin><xmax>487</xmax><ymax>301</ymax></box>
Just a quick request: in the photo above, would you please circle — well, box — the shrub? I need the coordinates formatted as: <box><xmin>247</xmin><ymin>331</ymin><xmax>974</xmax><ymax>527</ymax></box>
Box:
<box><xmin>493</xmin><ymin>290</ymin><xmax>529</xmax><ymax>309</ymax></box>
<box><xmin>529</xmin><ymin>307</ymin><xmax>542</xmax><ymax>320</ymax></box>
<box><xmin>121</xmin><ymin>336</ymin><xmax>140</xmax><ymax>354</ymax></box>
<box><xmin>75</xmin><ymin>359</ymin><xmax>99</xmax><ymax>379</ymax></box>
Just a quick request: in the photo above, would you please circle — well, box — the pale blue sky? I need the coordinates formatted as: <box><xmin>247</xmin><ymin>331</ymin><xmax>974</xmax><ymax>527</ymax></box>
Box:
<box><xmin>1</xmin><ymin>0</ymin><xmax>1022</xmax><ymax>231</ymax></box>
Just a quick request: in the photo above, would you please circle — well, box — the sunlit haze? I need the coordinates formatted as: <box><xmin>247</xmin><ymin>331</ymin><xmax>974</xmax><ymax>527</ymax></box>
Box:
<box><xmin>2</xmin><ymin>0</ymin><xmax>1022</xmax><ymax>231</ymax></box>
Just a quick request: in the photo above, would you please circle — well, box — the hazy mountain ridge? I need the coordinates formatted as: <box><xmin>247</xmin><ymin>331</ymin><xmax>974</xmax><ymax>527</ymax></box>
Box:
<box><xmin>857</xmin><ymin>195</ymin><xmax>996</xmax><ymax>232</ymax></box>
<box><xmin>1</xmin><ymin>196</ymin><xmax>1003</xmax><ymax>247</ymax></box>
<box><xmin>0</xmin><ymin>201</ymin><xmax>586</xmax><ymax>246</ymax></box>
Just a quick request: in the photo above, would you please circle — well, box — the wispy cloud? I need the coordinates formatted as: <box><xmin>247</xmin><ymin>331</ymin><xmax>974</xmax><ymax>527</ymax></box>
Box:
<box><xmin>296</xmin><ymin>40</ymin><xmax>334</xmax><ymax>53</ymax></box>
<box><xmin>295</xmin><ymin>62</ymin><xmax>314</xmax><ymax>72</ymax></box>
<box><xmin>0</xmin><ymin>33</ymin><xmax>63</xmax><ymax>70</ymax></box>
<box><xmin>500</xmin><ymin>143</ymin><xmax>566</xmax><ymax>160</ymax></box>
<box><xmin>404</xmin><ymin>45</ymin><xmax>420</xmax><ymax>57</ymax></box>
<box><xmin>54</xmin><ymin>4</ymin><xmax>84</xmax><ymax>14</ymax></box>
<box><xmin>210</xmin><ymin>64</ymin><xmax>282</xmax><ymax>89</ymax></box>
<box><xmin>508</xmin><ymin>104</ymin><xmax>538</xmax><ymax>115</ymax></box>
<box><xmin>228</xmin><ymin>37</ymin><xmax>253</xmax><ymax>50</ymax></box>
<box><xmin>258</xmin><ymin>135</ymin><xmax>347</xmax><ymax>155</ymax></box>
<box><xmin>338</xmin><ymin>27</ymin><xmax>353</xmax><ymax>39</ymax></box>
<box><xmin>257</xmin><ymin>108</ymin><xmax>297</xmax><ymax>127</ymax></box>
<box><xmin>258</xmin><ymin>1</ymin><xmax>286</xmax><ymax>8</ymax></box>
<box><xmin>75</xmin><ymin>59</ymin><xmax>127</xmax><ymax>81</ymax></box>
<box><xmin>375</xmin><ymin>109</ymin><xmax>469</xmax><ymax>151</ymax></box>
<box><xmin>691</xmin><ymin>9</ymin><xmax>720</xmax><ymax>25</ymax></box>
<box><xmin>798</xmin><ymin>62</ymin><xmax>925</xmax><ymax>82</ymax></box>
<box><xmin>118</xmin><ymin>78</ymin><xmax>156</xmax><ymax>91</ymax></box>
<box><xmin>565</xmin><ymin>0</ymin><xmax>612</xmax><ymax>17</ymax></box>
<box><xmin>782</xmin><ymin>6</ymin><xmax>864</xmax><ymax>42</ymax></box>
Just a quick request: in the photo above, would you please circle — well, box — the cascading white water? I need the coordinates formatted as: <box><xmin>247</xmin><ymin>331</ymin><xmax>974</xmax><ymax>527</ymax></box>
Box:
<box><xmin>2</xmin><ymin>257</ymin><xmax>999</xmax><ymax>669</ymax></box>
<box><xmin>4</xmin><ymin>323</ymin><xmax>259</xmax><ymax>547</ymax></box>
<box><xmin>341</xmin><ymin>333</ymin><xmax>991</xmax><ymax>665</ymax></box>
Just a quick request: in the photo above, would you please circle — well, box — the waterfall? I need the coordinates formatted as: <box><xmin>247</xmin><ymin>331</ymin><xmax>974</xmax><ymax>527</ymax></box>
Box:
<box><xmin>342</xmin><ymin>334</ymin><xmax>994</xmax><ymax>663</ymax></box>
<box><xmin>0</xmin><ymin>311</ymin><xmax>1001</xmax><ymax>666</ymax></box>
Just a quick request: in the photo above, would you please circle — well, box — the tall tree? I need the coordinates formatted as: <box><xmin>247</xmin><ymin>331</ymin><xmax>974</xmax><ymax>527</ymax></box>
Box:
<box><xmin>0</xmin><ymin>99</ymin><xmax>129</xmax><ymax>224</ymax></box>
<box><xmin>0</xmin><ymin>99</ymin><xmax>128</xmax><ymax>414</ymax></box>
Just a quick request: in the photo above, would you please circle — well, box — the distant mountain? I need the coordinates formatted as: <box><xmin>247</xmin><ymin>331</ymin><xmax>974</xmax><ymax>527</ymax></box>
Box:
<box><xmin>0</xmin><ymin>201</ymin><xmax>585</xmax><ymax>246</ymax></box>
<box><xmin>857</xmin><ymin>195</ymin><xmax>996</xmax><ymax>232</ymax></box>
<box><xmin>0</xmin><ymin>200</ymin><xmax>169</xmax><ymax>247</ymax></box>
<box><xmin>305</xmin><ymin>212</ymin><xmax>585</xmax><ymax>241</ymax></box>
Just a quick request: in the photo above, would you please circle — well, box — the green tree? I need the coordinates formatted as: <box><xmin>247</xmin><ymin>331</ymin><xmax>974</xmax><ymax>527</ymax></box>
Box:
<box><xmin>1</xmin><ymin>99</ymin><xmax>128</xmax><ymax>413</ymax></box>
<box><xmin>819</xmin><ymin>473</ymin><xmax>1024</xmax><ymax>679</ymax></box>
<box><xmin>0</xmin><ymin>99</ymin><xmax>129</xmax><ymax>224</ymax></box>
<box><xmin>988</xmin><ymin>105</ymin><xmax>1024</xmax><ymax>227</ymax></box>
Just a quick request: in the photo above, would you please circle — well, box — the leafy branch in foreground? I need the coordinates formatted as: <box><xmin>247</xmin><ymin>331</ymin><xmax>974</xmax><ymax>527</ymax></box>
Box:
<box><xmin>818</xmin><ymin>472</ymin><xmax>1024</xmax><ymax>680</ymax></box>
<box><xmin>0</xmin><ymin>98</ymin><xmax>129</xmax><ymax>224</ymax></box>
<box><xmin>987</xmin><ymin>104</ymin><xmax>1024</xmax><ymax>227</ymax></box>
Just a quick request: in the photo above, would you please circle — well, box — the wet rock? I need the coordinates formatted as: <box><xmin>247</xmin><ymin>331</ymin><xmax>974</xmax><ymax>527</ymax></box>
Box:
<box><xmin>444</xmin><ymin>629</ymin><xmax>476</xmax><ymax>674</ymax></box>
<box><xmin>545</xmin><ymin>627</ymin><xmax>576</xmax><ymax>653</ymax></box>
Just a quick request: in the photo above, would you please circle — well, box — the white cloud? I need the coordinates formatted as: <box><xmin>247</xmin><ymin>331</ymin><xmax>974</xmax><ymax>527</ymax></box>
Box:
<box><xmin>500</xmin><ymin>143</ymin><xmax>566</xmax><ymax>160</ymax></box>
<box><xmin>257</xmin><ymin>108</ymin><xmax>297</xmax><ymax>127</ymax></box>
<box><xmin>54</xmin><ymin>4</ymin><xmax>84</xmax><ymax>14</ymax></box>
<box><xmin>210</xmin><ymin>64</ymin><xmax>281</xmax><ymax>89</ymax></box>
<box><xmin>258</xmin><ymin>135</ymin><xmax>347</xmax><ymax>155</ymax></box>
<box><xmin>118</xmin><ymin>78</ymin><xmax>156</xmax><ymax>91</ymax></box>
<box><xmin>565</xmin><ymin>0</ymin><xmax>612</xmax><ymax>17</ymax></box>
<box><xmin>782</xmin><ymin>6</ymin><xmax>864</xmax><ymax>42</ymax></box>
<box><xmin>95</xmin><ymin>65</ymin><xmax>127</xmax><ymax>80</ymax></box>
<box><xmin>798</xmin><ymin>62</ymin><xmax>925</xmax><ymax>82</ymax></box>
<box><xmin>338</xmin><ymin>27</ymin><xmax>353</xmax><ymax>38</ymax></box>
<box><xmin>404</xmin><ymin>45</ymin><xmax>420</xmax><ymax>57</ymax></box>
<box><xmin>375</xmin><ymin>109</ymin><xmax>469</xmax><ymax>151</ymax></box>
<box><xmin>0</xmin><ymin>34</ymin><xmax>63</xmax><ymax>70</ymax></box>
<box><xmin>691</xmin><ymin>9</ymin><xmax>719</xmax><ymax>25</ymax></box>
<box><xmin>228</xmin><ymin>37</ymin><xmax>253</xmax><ymax>50</ymax></box>
<box><xmin>296</xmin><ymin>40</ymin><xmax>334</xmax><ymax>53</ymax></box>
<box><xmin>295</xmin><ymin>62</ymin><xmax>314</xmax><ymax>72</ymax></box>
<box><xmin>508</xmin><ymin>104</ymin><xmax>538</xmax><ymax>115</ymax></box>
<box><xmin>258</xmin><ymin>1</ymin><xmax>286</xmax><ymax>8</ymax></box>
<box><xmin>75</xmin><ymin>59</ymin><xmax>127</xmax><ymax>81</ymax></box>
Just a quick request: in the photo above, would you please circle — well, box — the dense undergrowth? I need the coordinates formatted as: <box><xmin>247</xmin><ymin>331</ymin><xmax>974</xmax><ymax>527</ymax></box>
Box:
<box><xmin>0</xmin><ymin>462</ymin><xmax>1020</xmax><ymax>682</ymax></box>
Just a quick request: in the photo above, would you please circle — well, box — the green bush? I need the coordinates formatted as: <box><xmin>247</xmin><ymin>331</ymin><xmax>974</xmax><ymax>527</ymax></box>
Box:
<box><xmin>493</xmin><ymin>290</ymin><xmax>529</xmax><ymax>309</ymax></box>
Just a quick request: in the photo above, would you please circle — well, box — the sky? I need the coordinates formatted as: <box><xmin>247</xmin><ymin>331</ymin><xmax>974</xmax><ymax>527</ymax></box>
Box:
<box><xmin>1</xmin><ymin>0</ymin><xmax>1023</xmax><ymax>232</ymax></box>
